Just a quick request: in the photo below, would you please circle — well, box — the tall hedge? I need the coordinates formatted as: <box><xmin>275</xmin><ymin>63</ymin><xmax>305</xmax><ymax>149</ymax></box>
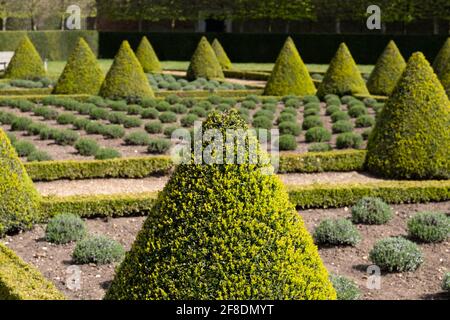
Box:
<box><xmin>53</xmin><ymin>38</ymin><xmax>104</xmax><ymax>95</ymax></box>
<box><xmin>186</xmin><ymin>36</ymin><xmax>224</xmax><ymax>81</ymax></box>
<box><xmin>432</xmin><ymin>38</ymin><xmax>450</xmax><ymax>78</ymax></box>
<box><xmin>317</xmin><ymin>43</ymin><xmax>369</xmax><ymax>99</ymax></box>
<box><xmin>0</xmin><ymin>128</ymin><xmax>41</xmax><ymax>237</ymax></box>
<box><xmin>211</xmin><ymin>38</ymin><xmax>232</xmax><ymax>70</ymax></box>
<box><xmin>136</xmin><ymin>36</ymin><xmax>162</xmax><ymax>73</ymax></box>
<box><xmin>366</xmin><ymin>52</ymin><xmax>450</xmax><ymax>180</ymax></box>
<box><xmin>100</xmin><ymin>41</ymin><xmax>154</xmax><ymax>100</ymax></box>
<box><xmin>264</xmin><ymin>37</ymin><xmax>316</xmax><ymax>96</ymax></box>
<box><xmin>105</xmin><ymin>110</ymin><xmax>336</xmax><ymax>300</ymax></box>
<box><xmin>4</xmin><ymin>36</ymin><xmax>46</xmax><ymax>80</ymax></box>
<box><xmin>366</xmin><ymin>40</ymin><xmax>406</xmax><ymax>96</ymax></box>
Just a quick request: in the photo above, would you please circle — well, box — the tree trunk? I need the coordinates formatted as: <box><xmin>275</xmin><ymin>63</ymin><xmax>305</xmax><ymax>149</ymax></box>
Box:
<box><xmin>31</xmin><ymin>17</ymin><xmax>37</xmax><ymax>31</ymax></box>
<box><xmin>335</xmin><ymin>18</ymin><xmax>341</xmax><ymax>34</ymax></box>
<box><xmin>138</xmin><ymin>19</ymin><xmax>143</xmax><ymax>32</ymax></box>
<box><xmin>433</xmin><ymin>17</ymin><xmax>439</xmax><ymax>35</ymax></box>
<box><xmin>381</xmin><ymin>22</ymin><xmax>387</xmax><ymax>34</ymax></box>
<box><xmin>268</xmin><ymin>20</ymin><xmax>272</xmax><ymax>33</ymax></box>
<box><xmin>61</xmin><ymin>15</ymin><xmax>65</xmax><ymax>30</ymax></box>
<box><xmin>2</xmin><ymin>17</ymin><xmax>7</xmax><ymax>31</ymax></box>
<box><xmin>171</xmin><ymin>19</ymin><xmax>176</xmax><ymax>30</ymax></box>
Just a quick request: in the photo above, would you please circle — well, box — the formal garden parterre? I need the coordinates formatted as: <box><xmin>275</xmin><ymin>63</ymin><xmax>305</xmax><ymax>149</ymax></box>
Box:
<box><xmin>0</xmin><ymin>31</ymin><xmax>449</xmax><ymax>301</ymax></box>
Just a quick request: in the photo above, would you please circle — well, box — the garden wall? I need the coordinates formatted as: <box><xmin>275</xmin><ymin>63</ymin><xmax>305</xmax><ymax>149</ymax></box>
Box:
<box><xmin>0</xmin><ymin>31</ymin><xmax>98</xmax><ymax>61</ymax></box>
<box><xmin>98</xmin><ymin>32</ymin><xmax>447</xmax><ymax>64</ymax></box>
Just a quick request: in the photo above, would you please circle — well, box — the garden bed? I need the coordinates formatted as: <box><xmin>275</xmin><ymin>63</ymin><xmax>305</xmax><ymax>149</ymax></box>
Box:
<box><xmin>2</xmin><ymin>201</ymin><xmax>448</xmax><ymax>300</ymax></box>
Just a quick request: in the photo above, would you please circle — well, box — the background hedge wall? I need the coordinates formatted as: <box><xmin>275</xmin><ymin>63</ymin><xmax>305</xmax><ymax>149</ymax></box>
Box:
<box><xmin>0</xmin><ymin>31</ymin><xmax>98</xmax><ymax>61</ymax></box>
<box><xmin>99</xmin><ymin>33</ymin><xmax>447</xmax><ymax>64</ymax></box>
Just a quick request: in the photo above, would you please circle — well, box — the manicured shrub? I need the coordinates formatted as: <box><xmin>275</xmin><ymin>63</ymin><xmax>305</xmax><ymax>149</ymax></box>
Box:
<box><xmin>305</xmin><ymin>127</ymin><xmax>331</xmax><ymax>143</ymax></box>
<box><xmin>0</xmin><ymin>128</ymin><xmax>41</xmax><ymax>236</ymax></box>
<box><xmin>355</xmin><ymin>115</ymin><xmax>375</xmax><ymax>128</ymax></box>
<box><xmin>351</xmin><ymin>197</ymin><xmax>393</xmax><ymax>225</ymax></box>
<box><xmin>281</xmin><ymin>107</ymin><xmax>297</xmax><ymax>116</ymax></box>
<box><xmin>108</xmin><ymin>100</ymin><xmax>128</xmax><ymax>112</ymax></box>
<box><xmin>26</xmin><ymin>123</ymin><xmax>46</xmax><ymax>136</ymax></box>
<box><xmin>5</xmin><ymin>132</ymin><xmax>16</xmax><ymax>144</ymax></box>
<box><xmin>302</xmin><ymin>116</ymin><xmax>323</xmax><ymax>130</ymax></box>
<box><xmin>103</xmin><ymin>125</ymin><xmax>125</xmax><ymax>139</ymax></box>
<box><xmin>100</xmin><ymin>41</ymin><xmax>154</xmax><ymax>99</ymax></box>
<box><xmin>443</xmin><ymin>273</ymin><xmax>450</xmax><ymax>292</ymax></box>
<box><xmin>303</xmin><ymin>95</ymin><xmax>320</xmax><ymax>104</ymax></box>
<box><xmin>332</xmin><ymin>120</ymin><xmax>353</xmax><ymax>133</ymax></box>
<box><xmin>241</xmin><ymin>100</ymin><xmax>256</xmax><ymax>110</ymax></box>
<box><xmin>75</xmin><ymin>138</ymin><xmax>100</xmax><ymax>156</ymax></box>
<box><xmin>56</xmin><ymin>113</ymin><xmax>76</xmax><ymax>125</ymax></box>
<box><xmin>135</xmin><ymin>36</ymin><xmax>162</xmax><ymax>73</ymax></box>
<box><xmin>314</xmin><ymin>218</ymin><xmax>360</xmax><ymax>246</ymax></box>
<box><xmin>254</xmin><ymin>110</ymin><xmax>274</xmax><ymax>120</ymax></box>
<box><xmin>285</xmin><ymin>98</ymin><xmax>302</xmax><ymax>109</ymax></box>
<box><xmin>369</xmin><ymin>237</ymin><xmax>423</xmax><ymax>272</ymax></box>
<box><xmin>127</xmin><ymin>104</ymin><xmax>143</xmax><ymax>115</ymax></box>
<box><xmin>186</xmin><ymin>37</ymin><xmax>224</xmax><ymax>80</ymax></box>
<box><xmin>407</xmin><ymin>212</ymin><xmax>450</xmax><ymax>243</ymax></box>
<box><xmin>197</xmin><ymin>100</ymin><xmax>212</xmax><ymax>111</ymax></box>
<box><xmin>366</xmin><ymin>52</ymin><xmax>450</xmax><ymax>180</ymax></box>
<box><xmin>439</xmin><ymin>53</ymin><xmax>450</xmax><ymax>97</ymax></box>
<box><xmin>336</xmin><ymin>132</ymin><xmax>363</xmax><ymax>149</ymax></box>
<box><xmin>45</xmin><ymin>213</ymin><xmax>87</xmax><ymax>244</ymax></box>
<box><xmin>39</xmin><ymin>127</ymin><xmax>58</xmax><ymax>140</ymax></box>
<box><xmin>252</xmin><ymin>116</ymin><xmax>272</xmax><ymax>130</ymax></box>
<box><xmin>54</xmin><ymin>130</ymin><xmax>79</xmax><ymax>146</ymax></box>
<box><xmin>27</xmin><ymin>150</ymin><xmax>52</xmax><ymax>162</ymax></box>
<box><xmin>11</xmin><ymin>117</ymin><xmax>33</xmax><ymax>131</ymax></box>
<box><xmin>304</xmin><ymin>108</ymin><xmax>320</xmax><ymax>117</ymax></box>
<box><xmin>141</xmin><ymin>107</ymin><xmax>159</xmax><ymax>119</ymax></box>
<box><xmin>145</xmin><ymin>121</ymin><xmax>163</xmax><ymax>134</ymax></box>
<box><xmin>159</xmin><ymin>111</ymin><xmax>177</xmax><ymax>123</ymax></box>
<box><xmin>53</xmin><ymin>38</ymin><xmax>104</xmax><ymax>95</ymax></box>
<box><xmin>331</xmin><ymin>111</ymin><xmax>350</xmax><ymax>122</ymax></box>
<box><xmin>432</xmin><ymin>38</ymin><xmax>450</xmax><ymax>78</ymax></box>
<box><xmin>317</xmin><ymin>43</ymin><xmax>369</xmax><ymax>99</ymax></box>
<box><xmin>95</xmin><ymin>148</ymin><xmax>121</xmax><ymax>160</ymax></box>
<box><xmin>278</xmin><ymin>134</ymin><xmax>297</xmax><ymax>151</ymax></box>
<box><xmin>163</xmin><ymin>125</ymin><xmax>179</xmax><ymax>138</ymax></box>
<box><xmin>85</xmin><ymin>121</ymin><xmax>105</xmax><ymax>135</ymax></box>
<box><xmin>279</xmin><ymin>121</ymin><xmax>301</xmax><ymax>136</ymax></box>
<box><xmin>124</xmin><ymin>131</ymin><xmax>151</xmax><ymax>146</ymax></box>
<box><xmin>169</xmin><ymin>103</ymin><xmax>187</xmax><ymax>115</ymax></box>
<box><xmin>147</xmin><ymin>138</ymin><xmax>171</xmax><ymax>154</ymax></box>
<box><xmin>329</xmin><ymin>275</ymin><xmax>360</xmax><ymax>300</ymax></box>
<box><xmin>34</xmin><ymin>106</ymin><xmax>58</xmax><ymax>120</ymax></box>
<box><xmin>13</xmin><ymin>140</ymin><xmax>36</xmax><ymax>157</ymax></box>
<box><xmin>304</xmin><ymin>102</ymin><xmax>320</xmax><ymax>111</ymax></box>
<box><xmin>367</xmin><ymin>41</ymin><xmax>406</xmax><ymax>96</ymax></box>
<box><xmin>105</xmin><ymin>110</ymin><xmax>335</xmax><ymax>300</ymax></box>
<box><xmin>180</xmin><ymin>114</ymin><xmax>198</xmax><ymax>127</ymax></box>
<box><xmin>308</xmin><ymin>143</ymin><xmax>332</xmax><ymax>152</ymax></box>
<box><xmin>72</xmin><ymin>235</ymin><xmax>125</xmax><ymax>265</ymax></box>
<box><xmin>348</xmin><ymin>105</ymin><xmax>368</xmax><ymax>118</ymax></box>
<box><xmin>5</xmin><ymin>36</ymin><xmax>46</xmax><ymax>79</ymax></box>
<box><xmin>211</xmin><ymin>38</ymin><xmax>232</xmax><ymax>70</ymax></box>
<box><xmin>122</xmin><ymin>116</ymin><xmax>143</xmax><ymax>128</ymax></box>
<box><xmin>277</xmin><ymin>113</ymin><xmax>297</xmax><ymax>124</ymax></box>
<box><xmin>90</xmin><ymin>107</ymin><xmax>109</xmax><ymax>120</ymax></box>
<box><xmin>264</xmin><ymin>37</ymin><xmax>316</xmax><ymax>96</ymax></box>
<box><xmin>262</xmin><ymin>102</ymin><xmax>277</xmax><ymax>112</ymax></box>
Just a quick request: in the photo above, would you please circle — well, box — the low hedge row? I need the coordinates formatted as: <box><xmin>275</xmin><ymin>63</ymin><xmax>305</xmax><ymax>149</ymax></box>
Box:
<box><xmin>0</xmin><ymin>94</ymin><xmax>90</xmax><ymax>102</ymax></box>
<box><xmin>39</xmin><ymin>180</ymin><xmax>450</xmax><ymax>218</ymax></box>
<box><xmin>278</xmin><ymin>150</ymin><xmax>366</xmax><ymax>173</ymax></box>
<box><xmin>223</xmin><ymin>70</ymin><xmax>270</xmax><ymax>81</ymax></box>
<box><xmin>25</xmin><ymin>150</ymin><xmax>366</xmax><ymax>181</ymax></box>
<box><xmin>0</xmin><ymin>243</ymin><xmax>65</xmax><ymax>300</ymax></box>
<box><xmin>288</xmin><ymin>180</ymin><xmax>450</xmax><ymax>209</ymax></box>
<box><xmin>155</xmin><ymin>89</ymin><xmax>263</xmax><ymax>98</ymax></box>
<box><xmin>0</xmin><ymin>88</ymin><xmax>53</xmax><ymax>96</ymax></box>
<box><xmin>25</xmin><ymin>156</ymin><xmax>173</xmax><ymax>181</ymax></box>
<box><xmin>41</xmin><ymin>192</ymin><xmax>158</xmax><ymax>218</ymax></box>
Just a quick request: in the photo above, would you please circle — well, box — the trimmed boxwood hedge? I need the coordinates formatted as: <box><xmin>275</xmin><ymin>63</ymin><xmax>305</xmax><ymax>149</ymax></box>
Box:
<box><xmin>0</xmin><ymin>243</ymin><xmax>65</xmax><ymax>300</ymax></box>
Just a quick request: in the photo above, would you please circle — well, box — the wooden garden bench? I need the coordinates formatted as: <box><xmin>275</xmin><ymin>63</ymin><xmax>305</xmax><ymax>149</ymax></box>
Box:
<box><xmin>0</xmin><ymin>51</ymin><xmax>14</xmax><ymax>71</ymax></box>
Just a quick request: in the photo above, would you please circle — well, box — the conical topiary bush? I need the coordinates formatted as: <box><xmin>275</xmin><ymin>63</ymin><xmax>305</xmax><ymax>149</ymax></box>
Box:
<box><xmin>4</xmin><ymin>36</ymin><xmax>46</xmax><ymax>79</ymax></box>
<box><xmin>264</xmin><ymin>37</ymin><xmax>316</xmax><ymax>96</ymax></box>
<box><xmin>53</xmin><ymin>38</ymin><xmax>104</xmax><ymax>95</ymax></box>
<box><xmin>211</xmin><ymin>38</ymin><xmax>232</xmax><ymax>70</ymax></box>
<box><xmin>100</xmin><ymin>41</ymin><xmax>155</xmax><ymax>100</ymax></box>
<box><xmin>440</xmin><ymin>56</ymin><xmax>450</xmax><ymax>97</ymax></box>
<box><xmin>136</xmin><ymin>36</ymin><xmax>162</xmax><ymax>73</ymax></box>
<box><xmin>366</xmin><ymin>52</ymin><xmax>450</xmax><ymax>179</ymax></box>
<box><xmin>186</xmin><ymin>37</ymin><xmax>224</xmax><ymax>81</ymax></box>
<box><xmin>432</xmin><ymin>38</ymin><xmax>450</xmax><ymax>78</ymax></box>
<box><xmin>0</xmin><ymin>128</ymin><xmax>41</xmax><ymax>237</ymax></box>
<box><xmin>105</xmin><ymin>110</ymin><xmax>336</xmax><ymax>300</ymax></box>
<box><xmin>317</xmin><ymin>43</ymin><xmax>369</xmax><ymax>99</ymax></box>
<box><xmin>366</xmin><ymin>40</ymin><xmax>406</xmax><ymax>96</ymax></box>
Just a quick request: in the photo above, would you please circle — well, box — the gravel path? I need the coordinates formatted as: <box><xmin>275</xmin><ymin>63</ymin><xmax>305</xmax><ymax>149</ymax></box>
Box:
<box><xmin>34</xmin><ymin>171</ymin><xmax>385</xmax><ymax>197</ymax></box>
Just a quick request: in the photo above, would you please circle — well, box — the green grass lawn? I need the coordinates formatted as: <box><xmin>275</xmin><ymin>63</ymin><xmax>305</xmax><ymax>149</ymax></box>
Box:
<box><xmin>47</xmin><ymin>60</ymin><xmax>374</xmax><ymax>79</ymax></box>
